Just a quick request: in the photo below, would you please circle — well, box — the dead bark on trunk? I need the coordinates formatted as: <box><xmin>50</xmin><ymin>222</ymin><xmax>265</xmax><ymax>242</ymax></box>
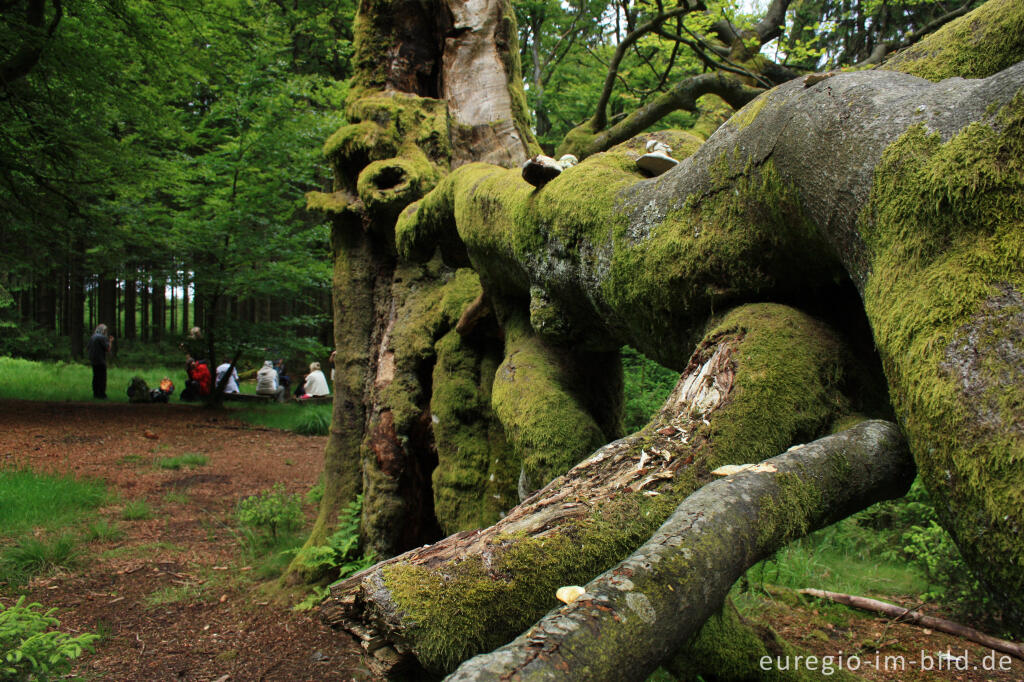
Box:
<box><xmin>448</xmin><ymin>420</ymin><xmax>912</xmax><ymax>681</ymax></box>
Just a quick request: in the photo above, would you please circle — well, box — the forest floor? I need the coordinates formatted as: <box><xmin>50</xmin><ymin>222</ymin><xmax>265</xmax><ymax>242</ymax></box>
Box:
<box><xmin>0</xmin><ymin>399</ymin><xmax>1021</xmax><ymax>681</ymax></box>
<box><xmin>0</xmin><ymin>400</ymin><xmax>368</xmax><ymax>681</ymax></box>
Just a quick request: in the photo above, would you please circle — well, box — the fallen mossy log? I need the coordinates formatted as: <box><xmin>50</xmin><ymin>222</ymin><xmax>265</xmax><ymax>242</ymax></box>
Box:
<box><xmin>447</xmin><ymin>420</ymin><xmax>914</xmax><ymax>681</ymax></box>
<box><xmin>323</xmin><ymin>302</ymin><xmax>887</xmax><ymax>675</ymax></box>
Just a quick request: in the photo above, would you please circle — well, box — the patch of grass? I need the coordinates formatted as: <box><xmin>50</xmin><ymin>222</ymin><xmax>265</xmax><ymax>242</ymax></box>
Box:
<box><xmin>0</xmin><ymin>535</ymin><xmax>81</xmax><ymax>584</ymax></box>
<box><xmin>0</xmin><ymin>470</ymin><xmax>108</xmax><ymax>538</ymax></box>
<box><xmin>163</xmin><ymin>491</ymin><xmax>190</xmax><ymax>505</ymax></box>
<box><xmin>119</xmin><ymin>454</ymin><xmax>147</xmax><ymax>465</ymax></box>
<box><xmin>120</xmin><ymin>500</ymin><xmax>154</xmax><ymax>521</ymax></box>
<box><xmin>143</xmin><ymin>583</ymin><xmax>202</xmax><ymax>608</ymax></box>
<box><xmin>83</xmin><ymin>520</ymin><xmax>122</xmax><ymax>542</ymax></box>
<box><xmin>293</xmin><ymin>408</ymin><xmax>331</xmax><ymax>436</ymax></box>
<box><xmin>229</xmin><ymin>403</ymin><xmax>332</xmax><ymax>435</ymax></box>
<box><xmin>154</xmin><ymin>453</ymin><xmax>208</xmax><ymax>470</ymax></box>
<box><xmin>0</xmin><ymin>356</ymin><xmax>183</xmax><ymax>402</ymax></box>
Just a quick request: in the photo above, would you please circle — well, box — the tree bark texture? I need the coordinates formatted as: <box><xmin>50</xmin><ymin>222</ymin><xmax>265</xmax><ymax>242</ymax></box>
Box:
<box><xmin>300</xmin><ymin>0</ymin><xmax>540</xmax><ymax>564</ymax></box>
<box><xmin>447</xmin><ymin>420</ymin><xmax>913</xmax><ymax>681</ymax></box>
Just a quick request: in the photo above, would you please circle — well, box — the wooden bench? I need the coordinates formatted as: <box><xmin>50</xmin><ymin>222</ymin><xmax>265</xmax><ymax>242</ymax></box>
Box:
<box><xmin>295</xmin><ymin>395</ymin><xmax>332</xmax><ymax>406</ymax></box>
<box><xmin>224</xmin><ymin>393</ymin><xmax>275</xmax><ymax>404</ymax></box>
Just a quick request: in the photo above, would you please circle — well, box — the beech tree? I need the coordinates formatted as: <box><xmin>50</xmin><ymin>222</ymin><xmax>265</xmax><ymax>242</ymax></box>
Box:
<box><xmin>302</xmin><ymin>0</ymin><xmax>1024</xmax><ymax>677</ymax></box>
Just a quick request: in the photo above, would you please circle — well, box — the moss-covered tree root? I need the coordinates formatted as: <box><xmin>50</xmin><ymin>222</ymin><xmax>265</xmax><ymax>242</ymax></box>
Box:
<box><xmin>446</xmin><ymin>420</ymin><xmax>913</xmax><ymax>681</ymax></box>
<box><xmin>322</xmin><ymin>303</ymin><xmax>881</xmax><ymax>675</ymax></box>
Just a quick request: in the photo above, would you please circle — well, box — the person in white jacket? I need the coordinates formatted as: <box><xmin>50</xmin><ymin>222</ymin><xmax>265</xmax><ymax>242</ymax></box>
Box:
<box><xmin>215</xmin><ymin>362</ymin><xmax>239</xmax><ymax>394</ymax></box>
<box><xmin>302</xmin><ymin>361</ymin><xmax>330</xmax><ymax>397</ymax></box>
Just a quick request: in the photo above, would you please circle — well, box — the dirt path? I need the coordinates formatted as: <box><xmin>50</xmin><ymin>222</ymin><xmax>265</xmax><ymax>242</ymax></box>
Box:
<box><xmin>0</xmin><ymin>400</ymin><xmax>367</xmax><ymax>681</ymax></box>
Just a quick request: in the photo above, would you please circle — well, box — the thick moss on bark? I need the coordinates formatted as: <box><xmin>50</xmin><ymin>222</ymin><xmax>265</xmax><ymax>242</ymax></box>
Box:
<box><xmin>859</xmin><ymin>95</ymin><xmax>1024</xmax><ymax>620</ymax></box>
<box><xmin>322</xmin><ymin>91</ymin><xmax>450</xmax><ymax>227</ymax></box>
<box><xmin>397</xmin><ymin>140</ymin><xmax>839</xmax><ymax>368</ymax></box>
<box><xmin>360</xmin><ymin>262</ymin><xmax>495</xmax><ymax>556</ymax></box>
<box><xmin>881</xmin><ymin>0</ymin><xmax>1024</xmax><ymax>82</ymax></box>
<box><xmin>701</xmin><ymin>305</ymin><xmax>876</xmax><ymax>471</ymax></box>
<box><xmin>491</xmin><ymin>314</ymin><xmax>617</xmax><ymax>496</ymax></box>
<box><xmin>382</xmin><ymin>489</ymin><xmax>687</xmax><ymax>674</ymax></box>
<box><xmin>431</xmin><ymin>328</ymin><xmax>519</xmax><ymax>534</ymax></box>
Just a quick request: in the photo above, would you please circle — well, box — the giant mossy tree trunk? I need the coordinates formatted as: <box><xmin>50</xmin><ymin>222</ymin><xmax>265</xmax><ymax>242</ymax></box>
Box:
<box><xmin>309</xmin><ymin>0</ymin><xmax>1023</xmax><ymax>674</ymax></box>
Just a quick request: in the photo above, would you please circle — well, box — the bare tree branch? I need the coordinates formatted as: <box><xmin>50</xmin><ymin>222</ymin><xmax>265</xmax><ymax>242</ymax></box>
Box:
<box><xmin>859</xmin><ymin>1</ymin><xmax>975</xmax><ymax>66</ymax></box>
<box><xmin>592</xmin><ymin>1</ymin><xmax>703</xmax><ymax>130</ymax></box>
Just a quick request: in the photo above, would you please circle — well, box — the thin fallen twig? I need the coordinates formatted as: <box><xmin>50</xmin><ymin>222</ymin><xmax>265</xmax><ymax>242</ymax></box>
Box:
<box><xmin>799</xmin><ymin>588</ymin><xmax>1024</xmax><ymax>661</ymax></box>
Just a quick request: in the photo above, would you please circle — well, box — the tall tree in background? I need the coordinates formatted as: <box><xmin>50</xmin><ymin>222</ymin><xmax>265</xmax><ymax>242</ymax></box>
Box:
<box><xmin>0</xmin><ymin>0</ymin><xmax>352</xmax><ymax>360</ymax></box>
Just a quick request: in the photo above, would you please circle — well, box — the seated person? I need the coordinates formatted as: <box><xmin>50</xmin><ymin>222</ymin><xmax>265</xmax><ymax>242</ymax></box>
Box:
<box><xmin>255</xmin><ymin>360</ymin><xmax>285</xmax><ymax>401</ymax></box>
<box><xmin>181</xmin><ymin>359</ymin><xmax>212</xmax><ymax>401</ymax></box>
<box><xmin>273</xmin><ymin>358</ymin><xmax>290</xmax><ymax>390</ymax></box>
<box><xmin>215</xmin><ymin>362</ymin><xmax>240</xmax><ymax>394</ymax></box>
<box><xmin>299</xmin><ymin>361</ymin><xmax>330</xmax><ymax>398</ymax></box>
<box><xmin>150</xmin><ymin>377</ymin><xmax>175</xmax><ymax>403</ymax></box>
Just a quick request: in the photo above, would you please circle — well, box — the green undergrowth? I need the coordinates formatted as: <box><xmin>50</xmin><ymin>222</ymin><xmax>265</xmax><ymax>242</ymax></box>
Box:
<box><xmin>0</xmin><ymin>596</ymin><xmax>99</xmax><ymax>680</ymax></box>
<box><xmin>235</xmin><ymin>484</ymin><xmax>316</xmax><ymax>582</ymax></box>
<box><xmin>291</xmin><ymin>495</ymin><xmax>375</xmax><ymax>610</ymax></box>
<box><xmin>622</xmin><ymin>346</ymin><xmax>679</xmax><ymax>433</ymax></box>
<box><xmin>0</xmin><ymin>356</ymin><xmax>181</xmax><ymax>402</ymax></box>
<box><xmin>0</xmin><ymin>470</ymin><xmax>110</xmax><ymax>586</ymax></box>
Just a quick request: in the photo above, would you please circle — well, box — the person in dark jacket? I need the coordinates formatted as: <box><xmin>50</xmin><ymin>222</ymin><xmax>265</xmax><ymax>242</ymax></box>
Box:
<box><xmin>87</xmin><ymin>324</ymin><xmax>113</xmax><ymax>399</ymax></box>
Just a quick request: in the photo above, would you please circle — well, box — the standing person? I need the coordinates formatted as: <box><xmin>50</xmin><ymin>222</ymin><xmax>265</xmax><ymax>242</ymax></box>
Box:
<box><xmin>87</xmin><ymin>324</ymin><xmax>113</xmax><ymax>399</ymax></box>
<box><xmin>180</xmin><ymin>327</ymin><xmax>205</xmax><ymax>367</ymax></box>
